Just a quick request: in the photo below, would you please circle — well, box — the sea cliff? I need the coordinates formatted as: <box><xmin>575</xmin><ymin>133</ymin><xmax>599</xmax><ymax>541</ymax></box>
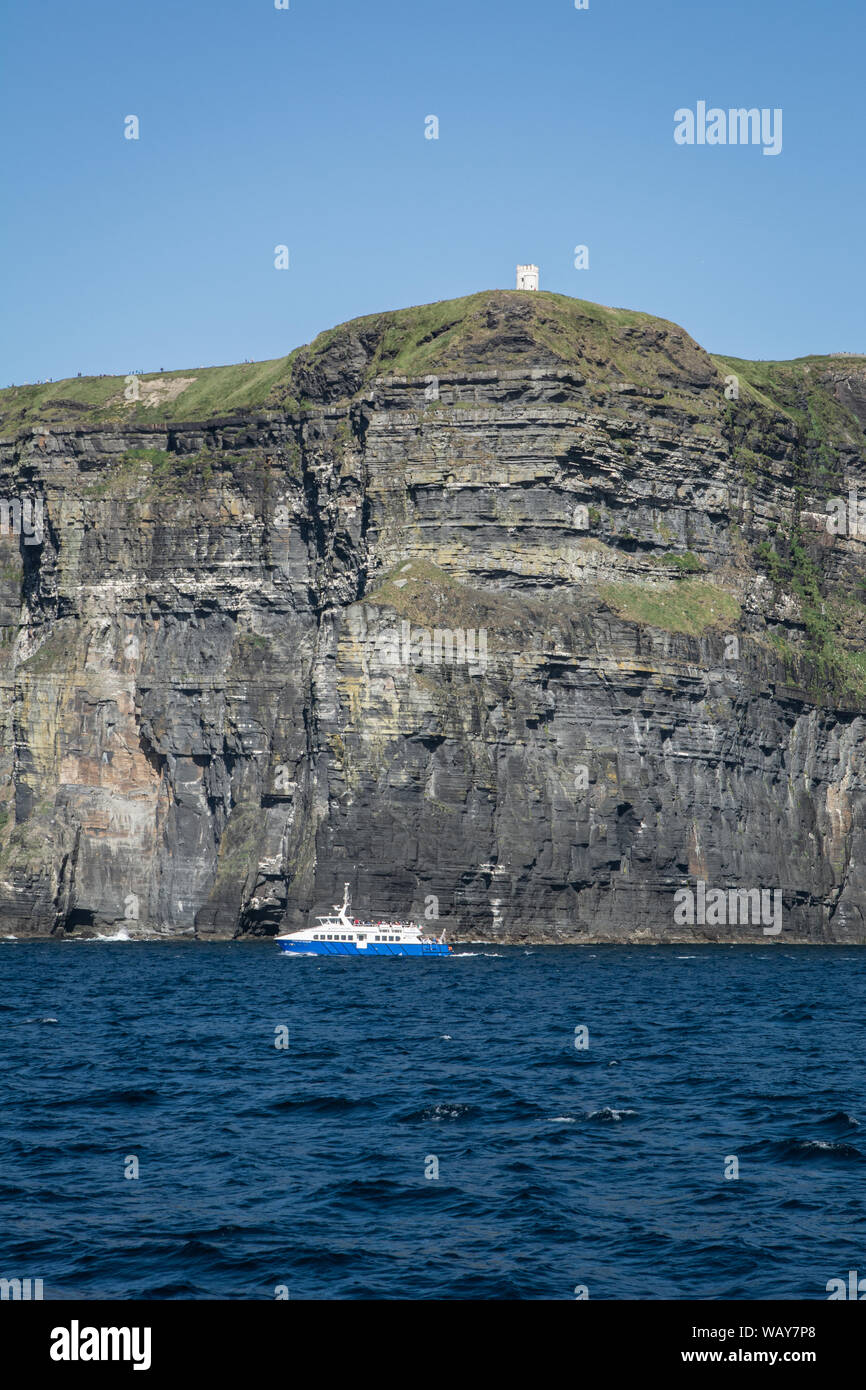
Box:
<box><xmin>2</xmin><ymin>290</ymin><xmax>866</xmax><ymax>941</ymax></box>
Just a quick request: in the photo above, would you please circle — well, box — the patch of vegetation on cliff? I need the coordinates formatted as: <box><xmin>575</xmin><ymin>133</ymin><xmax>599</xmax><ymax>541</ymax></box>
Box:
<box><xmin>146</xmin><ymin>446</ymin><xmax>220</xmax><ymax>492</ymax></box>
<box><xmin>755</xmin><ymin>526</ymin><xmax>866</xmax><ymax>699</ymax></box>
<box><xmin>649</xmin><ymin>550</ymin><xmax>705</xmax><ymax>574</ymax></box>
<box><xmin>82</xmin><ymin>446</ymin><xmax>239</xmax><ymax>498</ymax></box>
<box><xmin>766</xmin><ymin>623</ymin><xmax>866</xmax><ymax>701</ymax></box>
<box><xmin>600</xmin><ymin>579</ymin><xmax>740</xmax><ymax>637</ymax></box>
<box><xmin>724</xmin><ymin>371</ymin><xmax>866</xmax><ymax>699</ymax></box>
<box><xmin>18</xmin><ymin>625</ymin><xmax>80</xmax><ymax>674</ymax></box>
<box><xmin>360</xmin><ymin>558</ymin><xmax>518</xmax><ymax>633</ymax></box>
<box><xmin>81</xmin><ymin>447</ymin><xmax>174</xmax><ymax>496</ymax></box>
<box><xmin>713</xmin><ymin>353</ymin><xmax>866</xmax><ymax>456</ymax></box>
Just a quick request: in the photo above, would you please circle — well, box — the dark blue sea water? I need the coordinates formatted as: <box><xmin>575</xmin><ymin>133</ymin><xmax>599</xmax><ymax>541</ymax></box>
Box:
<box><xmin>1</xmin><ymin>941</ymin><xmax>864</xmax><ymax>1300</ymax></box>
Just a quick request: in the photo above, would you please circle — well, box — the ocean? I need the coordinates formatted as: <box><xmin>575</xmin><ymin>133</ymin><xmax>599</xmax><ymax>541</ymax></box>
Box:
<box><xmin>1</xmin><ymin>940</ymin><xmax>863</xmax><ymax>1299</ymax></box>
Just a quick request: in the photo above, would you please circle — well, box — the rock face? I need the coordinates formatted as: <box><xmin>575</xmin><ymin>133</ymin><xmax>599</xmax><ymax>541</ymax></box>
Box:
<box><xmin>2</xmin><ymin>289</ymin><xmax>866</xmax><ymax>942</ymax></box>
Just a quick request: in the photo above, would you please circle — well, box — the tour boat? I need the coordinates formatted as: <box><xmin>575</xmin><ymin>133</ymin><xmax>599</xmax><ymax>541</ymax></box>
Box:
<box><xmin>275</xmin><ymin>884</ymin><xmax>452</xmax><ymax>956</ymax></box>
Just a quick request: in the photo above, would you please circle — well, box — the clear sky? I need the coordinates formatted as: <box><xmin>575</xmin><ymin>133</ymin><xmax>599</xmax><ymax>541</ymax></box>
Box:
<box><xmin>2</xmin><ymin>0</ymin><xmax>863</xmax><ymax>386</ymax></box>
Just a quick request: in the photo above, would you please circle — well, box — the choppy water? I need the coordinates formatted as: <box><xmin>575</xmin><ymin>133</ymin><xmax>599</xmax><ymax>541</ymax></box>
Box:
<box><xmin>1</xmin><ymin>941</ymin><xmax>864</xmax><ymax>1299</ymax></box>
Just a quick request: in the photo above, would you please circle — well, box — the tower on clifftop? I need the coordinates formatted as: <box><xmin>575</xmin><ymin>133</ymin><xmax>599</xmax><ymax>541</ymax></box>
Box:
<box><xmin>516</xmin><ymin>264</ymin><xmax>539</xmax><ymax>291</ymax></box>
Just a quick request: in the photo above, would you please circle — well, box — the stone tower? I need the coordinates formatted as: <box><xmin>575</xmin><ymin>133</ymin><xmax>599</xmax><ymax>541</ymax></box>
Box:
<box><xmin>516</xmin><ymin>264</ymin><xmax>539</xmax><ymax>291</ymax></box>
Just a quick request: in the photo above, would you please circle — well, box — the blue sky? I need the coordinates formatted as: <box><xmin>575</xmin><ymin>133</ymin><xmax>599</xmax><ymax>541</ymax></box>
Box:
<box><xmin>2</xmin><ymin>0</ymin><xmax>863</xmax><ymax>385</ymax></box>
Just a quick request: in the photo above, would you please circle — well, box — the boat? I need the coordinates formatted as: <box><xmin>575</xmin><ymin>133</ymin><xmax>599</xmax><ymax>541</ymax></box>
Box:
<box><xmin>275</xmin><ymin>883</ymin><xmax>452</xmax><ymax>956</ymax></box>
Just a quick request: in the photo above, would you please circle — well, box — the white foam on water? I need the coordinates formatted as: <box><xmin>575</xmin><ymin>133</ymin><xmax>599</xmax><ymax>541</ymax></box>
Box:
<box><xmin>451</xmin><ymin>950</ymin><xmax>503</xmax><ymax>957</ymax></box>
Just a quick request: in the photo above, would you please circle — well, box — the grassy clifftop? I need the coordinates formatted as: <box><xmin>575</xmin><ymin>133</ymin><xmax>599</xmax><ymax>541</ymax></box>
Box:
<box><xmin>1</xmin><ymin>288</ymin><xmax>864</xmax><ymax>439</ymax></box>
<box><xmin>0</xmin><ymin>353</ymin><xmax>299</xmax><ymax>437</ymax></box>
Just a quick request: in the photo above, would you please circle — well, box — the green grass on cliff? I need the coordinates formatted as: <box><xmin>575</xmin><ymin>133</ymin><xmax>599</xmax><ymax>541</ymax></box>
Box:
<box><xmin>755</xmin><ymin>522</ymin><xmax>866</xmax><ymax>700</ymax></box>
<box><xmin>711</xmin><ymin>352</ymin><xmax>866</xmax><ymax>448</ymax></box>
<box><xmin>4</xmin><ymin>289</ymin><xmax>864</xmax><ymax>477</ymax></box>
<box><xmin>0</xmin><ymin>290</ymin><xmax>707</xmax><ymax>435</ymax></box>
<box><xmin>296</xmin><ymin>290</ymin><xmax>664</xmax><ymax>383</ymax></box>
<box><xmin>362</xmin><ymin>560</ymin><xmax>741</xmax><ymax>647</ymax></box>
<box><xmin>600</xmin><ymin>579</ymin><xmax>741</xmax><ymax>637</ymax></box>
<box><xmin>0</xmin><ymin>355</ymin><xmax>299</xmax><ymax>437</ymax></box>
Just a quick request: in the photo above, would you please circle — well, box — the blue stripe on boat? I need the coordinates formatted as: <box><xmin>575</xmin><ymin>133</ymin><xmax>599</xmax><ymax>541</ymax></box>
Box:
<box><xmin>277</xmin><ymin>939</ymin><xmax>449</xmax><ymax>957</ymax></box>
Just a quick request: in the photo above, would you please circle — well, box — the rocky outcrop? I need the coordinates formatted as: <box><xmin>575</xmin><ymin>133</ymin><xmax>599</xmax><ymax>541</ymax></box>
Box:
<box><xmin>2</xmin><ymin>290</ymin><xmax>866</xmax><ymax>942</ymax></box>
